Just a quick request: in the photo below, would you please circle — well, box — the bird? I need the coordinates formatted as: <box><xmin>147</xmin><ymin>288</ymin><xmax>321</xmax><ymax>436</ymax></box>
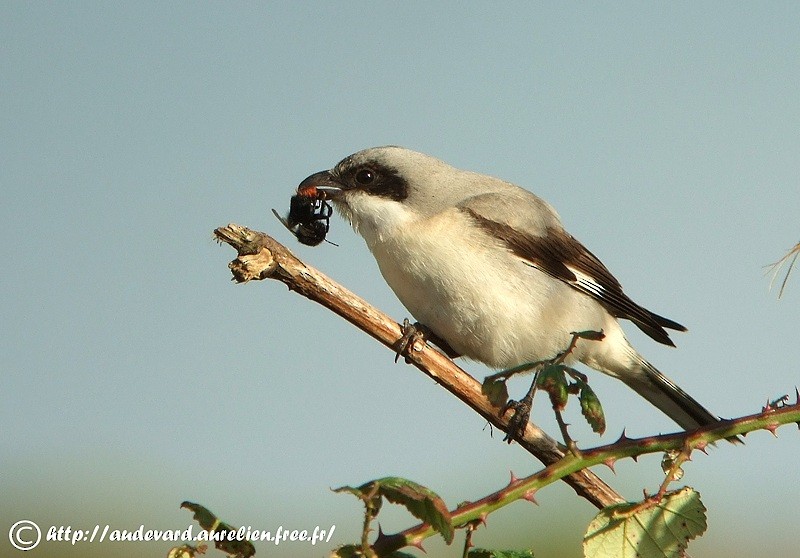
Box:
<box><xmin>294</xmin><ymin>146</ymin><xmax>723</xmax><ymax>433</ymax></box>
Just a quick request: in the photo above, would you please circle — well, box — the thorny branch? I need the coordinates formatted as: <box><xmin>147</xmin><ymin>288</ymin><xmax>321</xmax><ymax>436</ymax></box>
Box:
<box><xmin>372</xmin><ymin>402</ymin><xmax>800</xmax><ymax>555</ymax></box>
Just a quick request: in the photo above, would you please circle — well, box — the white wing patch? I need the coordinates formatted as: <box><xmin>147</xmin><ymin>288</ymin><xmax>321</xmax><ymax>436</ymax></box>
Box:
<box><xmin>517</xmin><ymin>257</ymin><xmax>607</xmax><ymax>300</ymax></box>
<box><xmin>568</xmin><ymin>266</ymin><xmax>607</xmax><ymax>299</ymax></box>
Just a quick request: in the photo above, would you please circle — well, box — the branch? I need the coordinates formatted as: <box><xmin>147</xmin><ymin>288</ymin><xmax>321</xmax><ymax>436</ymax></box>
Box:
<box><xmin>214</xmin><ymin>224</ymin><xmax>624</xmax><ymax>509</ymax></box>
<box><xmin>372</xmin><ymin>402</ymin><xmax>800</xmax><ymax>555</ymax></box>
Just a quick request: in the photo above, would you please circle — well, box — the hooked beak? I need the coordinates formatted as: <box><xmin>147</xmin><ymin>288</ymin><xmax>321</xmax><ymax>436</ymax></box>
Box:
<box><xmin>297</xmin><ymin>170</ymin><xmax>343</xmax><ymax>199</ymax></box>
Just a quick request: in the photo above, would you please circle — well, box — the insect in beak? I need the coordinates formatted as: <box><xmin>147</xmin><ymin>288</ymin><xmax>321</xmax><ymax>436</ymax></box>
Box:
<box><xmin>272</xmin><ymin>186</ymin><xmax>337</xmax><ymax>247</ymax></box>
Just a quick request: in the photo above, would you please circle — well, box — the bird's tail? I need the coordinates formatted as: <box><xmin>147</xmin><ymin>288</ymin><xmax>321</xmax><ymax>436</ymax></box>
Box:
<box><xmin>620</xmin><ymin>359</ymin><xmax>722</xmax><ymax>432</ymax></box>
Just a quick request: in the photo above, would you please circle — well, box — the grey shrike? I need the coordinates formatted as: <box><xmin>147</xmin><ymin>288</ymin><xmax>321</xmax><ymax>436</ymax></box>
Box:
<box><xmin>295</xmin><ymin>146</ymin><xmax>722</xmax><ymax>432</ymax></box>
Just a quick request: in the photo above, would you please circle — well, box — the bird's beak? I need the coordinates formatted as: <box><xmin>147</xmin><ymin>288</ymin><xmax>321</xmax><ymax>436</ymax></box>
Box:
<box><xmin>297</xmin><ymin>170</ymin><xmax>343</xmax><ymax>199</ymax></box>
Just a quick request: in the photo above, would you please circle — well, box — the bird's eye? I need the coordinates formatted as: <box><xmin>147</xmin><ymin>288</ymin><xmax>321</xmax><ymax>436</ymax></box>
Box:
<box><xmin>355</xmin><ymin>168</ymin><xmax>375</xmax><ymax>185</ymax></box>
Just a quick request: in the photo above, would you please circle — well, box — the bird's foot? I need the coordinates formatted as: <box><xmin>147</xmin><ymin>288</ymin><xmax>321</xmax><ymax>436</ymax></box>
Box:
<box><xmin>394</xmin><ymin>319</ymin><xmax>429</xmax><ymax>363</ymax></box>
<box><xmin>502</xmin><ymin>378</ymin><xmax>539</xmax><ymax>443</ymax></box>
<box><xmin>394</xmin><ymin>319</ymin><xmax>461</xmax><ymax>362</ymax></box>
<box><xmin>502</xmin><ymin>398</ymin><xmax>533</xmax><ymax>443</ymax></box>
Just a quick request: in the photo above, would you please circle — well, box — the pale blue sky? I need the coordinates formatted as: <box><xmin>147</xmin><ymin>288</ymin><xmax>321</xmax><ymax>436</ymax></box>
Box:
<box><xmin>2</xmin><ymin>3</ymin><xmax>799</xmax><ymax>558</ymax></box>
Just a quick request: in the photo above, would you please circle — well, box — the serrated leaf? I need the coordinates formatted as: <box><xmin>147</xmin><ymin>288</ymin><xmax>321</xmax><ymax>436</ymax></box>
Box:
<box><xmin>482</xmin><ymin>377</ymin><xmax>509</xmax><ymax>407</ymax></box>
<box><xmin>583</xmin><ymin>487</ymin><xmax>707</xmax><ymax>558</ymax></box>
<box><xmin>371</xmin><ymin>477</ymin><xmax>454</xmax><ymax>544</ymax></box>
<box><xmin>537</xmin><ymin>364</ymin><xmax>568</xmax><ymax>410</ymax></box>
<box><xmin>180</xmin><ymin>502</ymin><xmax>255</xmax><ymax>558</ymax></box>
<box><xmin>181</xmin><ymin>501</ymin><xmax>218</xmax><ymax>531</ymax></box>
<box><xmin>468</xmin><ymin>549</ymin><xmax>536</xmax><ymax>557</ymax></box>
<box><xmin>579</xmin><ymin>383</ymin><xmax>606</xmax><ymax>435</ymax></box>
<box><xmin>333</xmin><ymin>484</ymin><xmax>382</xmax><ymax>517</ymax></box>
<box><xmin>332</xmin><ymin>485</ymin><xmax>365</xmax><ymax>497</ymax></box>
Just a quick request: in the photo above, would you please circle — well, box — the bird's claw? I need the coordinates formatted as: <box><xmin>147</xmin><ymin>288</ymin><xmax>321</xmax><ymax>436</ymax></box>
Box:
<box><xmin>502</xmin><ymin>399</ymin><xmax>533</xmax><ymax>443</ymax></box>
<box><xmin>395</xmin><ymin>319</ymin><xmax>428</xmax><ymax>363</ymax></box>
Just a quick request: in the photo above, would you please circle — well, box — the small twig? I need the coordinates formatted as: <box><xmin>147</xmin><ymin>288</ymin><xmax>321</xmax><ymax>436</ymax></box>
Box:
<box><xmin>360</xmin><ymin>484</ymin><xmax>379</xmax><ymax>558</ymax></box>
<box><xmin>766</xmin><ymin>241</ymin><xmax>800</xmax><ymax>298</ymax></box>
<box><xmin>485</xmin><ymin>360</ymin><xmax>546</xmax><ymax>382</ymax></box>
<box><xmin>488</xmin><ymin>331</ymin><xmax>590</xmax><ymax>383</ymax></box>
<box><xmin>613</xmin><ymin>447</ymin><xmax>691</xmax><ymax>519</ymax></box>
<box><xmin>551</xmin><ymin>332</ymin><xmax>597</xmax><ymax>453</ymax></box>
<box><xmin>554</xmin><ymin>336</ymin><xmax>582</xmax><ymax>365</ymax></box>
<box><xmin>655</xmin><ymin>449</ymin><xmax>687</xmax><ymax>500</ymax></box>
<box><xmin>461</xmin><ymin>522</ymin><xmax>478</xmax><ymax>558</ymax></box>
<box><xmin>553</xmin><ymin>406</ymin><xmax>581</xmax><ymax>457</ymax></box>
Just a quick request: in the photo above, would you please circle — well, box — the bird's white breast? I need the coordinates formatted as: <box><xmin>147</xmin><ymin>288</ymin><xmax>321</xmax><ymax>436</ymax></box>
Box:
<box><xmin>351</xmin><ymin>204</ymin><xmax>612</xmax><ymax>369</ymax></box>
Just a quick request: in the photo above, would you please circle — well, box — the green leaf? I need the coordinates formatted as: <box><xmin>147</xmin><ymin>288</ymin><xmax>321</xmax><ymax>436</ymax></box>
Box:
<box><xmin>482</xmin><ymin>376</ymin><xmax>509</xmax><ymax>407</ymax></box>
<box><xmin>579</xmin><ymin>382</ymin><xmax>606</xmax><ymax>435</ymax></box>
<box><xmin>332</xmin><ymin>484</ymin><xmax>382</xmax><ymax>517</ymax></box>
<box><xmin>180</xmin><ymin>502</ymin><xmax>255</xmax><ymax>558</ymax></box>
<box><xmin>334</xmin><ymin>478</ymin><xmax>453</xmax><ymax>545</ymax></box>
<box><xmin>180</xmin><ymin>501</ymin><xmax>218</xmax><ymax>531</ymax></box>
<box><xmin>373</xmin><ymin>477</ymin><xmax>454</xmax><ymax>544</ymax></box>
<box><xmin>583</xmin><ymin>487</ymin><xmax>707</xmax><ymax>558</ymax></box>
<box><xmin>537</xmin><ymin>364</ymin><xmax>568</xmax><ymax>410</ymax></box>
<box><xmin>468</xmin><ymin>549</ymin><xmax>536</xmax><ymax>557</ymax></box>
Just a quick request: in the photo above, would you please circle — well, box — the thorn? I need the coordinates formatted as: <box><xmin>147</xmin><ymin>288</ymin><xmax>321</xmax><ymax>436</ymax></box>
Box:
<box><xmin>409</xmin><ymin>537</ymin><xmax>426</xmax><ymax>551</ymax></box>
<box><xmin>372</xmin><ymin>524</ymin><xmax>389</xmax><ymax>548</ymax></box>
<box><xmin>478</xmin><ymin>512</ymin><xmax>488</xmax><ymax>527</ymax></box>
<box><xmin>765</xmin><ymin>423</ymin><xmax>779</xmax><ymax>437</ymax></box>
<box><xmin>523</xmin><ymin>489</ymin><xmax>539</xmax><ymax>505</ymax></box>
<box><xmin>603</xmin><ymin>458</ymin><xmax>617</xmax><ymax>473</ymax></box>
<box><xmin>463</xmin><ymin>526</ymin><xmax>476</xmax><ymax>549</ymax></box>
<box><xmin>615</xmin><ymin>429</ymin><xmax>629</xmax><ymax>444</ymax></box>
<box><xmin>695</xmin><ymin>440</ymin><xmax>709</xmax><ymax>454</ymax></box>
<box><xmin>631</xmin><ymin>453</ymin><xmax>639</xmax><ymax>463</ymax></box>
<box><xmin>795</xmin><ymin>386</ymin><xmax>800</xmax><ymax>405</ymax></box>
<box><xmin>764</xmin><ymin>394</ymin><xmax>790</xmax><ymax>412</ymax></box>
<box><xmin>509</xmin><ymin>470</ymin><xmax>520</xmax><ymax>485</ymax></box>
